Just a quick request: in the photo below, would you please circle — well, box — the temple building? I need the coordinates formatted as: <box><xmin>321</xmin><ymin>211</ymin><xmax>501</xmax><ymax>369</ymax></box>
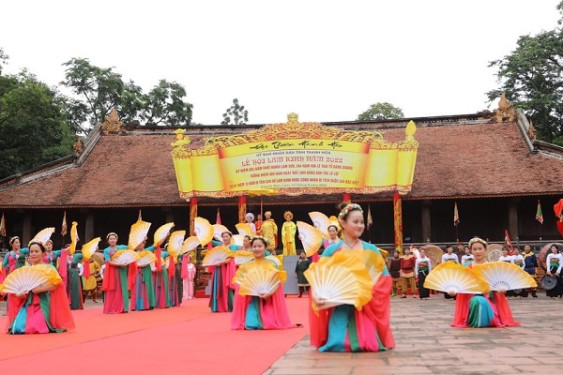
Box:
<box><xmin>0</xmin><ymin>97</ymin><xmax>562</xmax><ymax>253</ymax></box>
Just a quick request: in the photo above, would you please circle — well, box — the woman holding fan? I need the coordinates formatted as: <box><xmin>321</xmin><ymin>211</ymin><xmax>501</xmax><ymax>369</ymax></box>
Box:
<box><xmin>101</xmin><ymin>232</ymin><xmax>129</xmax><ymax>314</ymax></box>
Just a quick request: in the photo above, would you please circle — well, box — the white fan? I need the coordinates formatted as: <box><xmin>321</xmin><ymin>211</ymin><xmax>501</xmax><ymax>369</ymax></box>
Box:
<box><xmin>0</xmin><ymin>266</ymin><xmax>53</xmax><ymax>294</ymax></box>
<box><xmin>238</xmin><ymin>266</ymin><xmax>282</xmax><ymax>297</ymax></box>
<box><xmin>110</xmin><ymin>250</ymin><xmax>139</xmax><ymax>266</ymax></box>
<box><xmin>30</xmin><ymin>227</ymin><xmax>56</xmax><ymax>245</ymax></box>
<box><xmin>232</xmin><ymin>234</ymin><xmax>245</xmax><ymax>247</ymax></box>
<box><xmin>473</xmin><ymin>262</ymin><xmax>538</xmax><ymax>291</ymax></box>
<box><xmin>234</xmin><ymin>251</ymin><xmax>254</xmax><ymax>266</ymax></box>
<box><xmin>212</xmin><ymin>224</ymin><xmax>229</xmax><ymax>241</ymax></box>
<box><xmin>201</xmin><ymin>247</ymin><xmax>233</xmax><ymax>267</ymax></box>
<box><xmin>423</xmin><ymin>262</ymin><xmax>489</xmax><ymax>295</ymax></box>
<box><xmin>137</xmin><ymin>251</ymin><xmax>157</xmax><ymax>267</ymax></box>
<box><xmin>308</xmin><ymin>211</ymin><xmax>331</xmax><ymax>238</ymax></box>
<box><xmin>180</xmin><ymin>236</ymin><xmax>200</xmax><ymax>255</ymax></box>
<box><xmin>235</xmin><ymin>223</ymin><xmax>254</xmax><ymax>237</ymax></box>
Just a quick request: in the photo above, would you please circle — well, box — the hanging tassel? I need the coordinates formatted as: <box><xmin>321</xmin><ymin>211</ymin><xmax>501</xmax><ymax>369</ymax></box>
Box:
<box><xmin>155</xmin><ymin>245</ymin><xmax>162</xmax><ymax>272</ymax></box>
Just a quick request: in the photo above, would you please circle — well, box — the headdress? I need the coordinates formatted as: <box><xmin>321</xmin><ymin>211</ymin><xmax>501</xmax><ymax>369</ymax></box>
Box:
<box><xmin>264</xmin><ymin>211</ymin><xmax>272</xmax><ymax>217</ymax></box>
<box><xmin>284</xmin><ymin>211</ymin><xmax>293</xmax><ymax>220</ymax></box>
<box><xmin>251</xmin><ymin>235</ymin><xmax>269</xmax><ymax>246</ymax></box>
<box><xmin>338</xmin><ymin>203</ymin><xmax>363</xmax><ymax>221</ymax></box>
<box><xmin>468</xmin><ymin>237</ymin><xmax>488</xmax><ymax>249</ymax></box>
<box><xmin>106</xmin><ymin>232</ymin><xmax>118</xmax><ymax>240</ymax></box>
<box><xmin>245</xmin><ymin>212</ymin><xmax>255</xmax><ymax>221</ymax></box>
<box><xmin>9</xmin><ymin>236</ymin><xmax>20</xmax><ymax>245</ymax></box>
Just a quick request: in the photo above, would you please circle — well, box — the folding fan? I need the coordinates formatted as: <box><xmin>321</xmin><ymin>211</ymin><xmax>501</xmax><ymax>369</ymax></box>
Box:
<box><xmin>168</xmin><ymin>230</ymin><xmax>186</xmax><ymax>259</ymax></box>
<box><xmin>265</xmin><ymin>255</ymin><xmax>282</xmax><ymax>268</ymax></box>
<box><xmin>201</xmin><ymin>247</ymin><xmax>234</xmax><ymax>267</ymax></box>
<box><xmin>308</xmin><ymin>211</ymin><xmax>331</xmax><ymax>237</ymax></box>
<box><xmin>194</xmin><ymin>217</ymin><xmax>214</xmax><ymax>246</ymax></box>
<box><xmin>304</xmin><ymin>251</ymin><xmax>373</xmax><ymax>311</ymax></box>
<box><xmin>296</xmin><ymin>221</ymin><xmax>323</xmax><ymax>257</ymax></box>
<box><xmin>423</xmin><ymin>262</ymin><xmax>489</xmax><ymax>295</ymax></box>
<box><xmin>30</xmin><ymin>227</ymin><xmax>55</xmax><ymax>245</ymax></box>
<box><xmin>128</xmin><ymin>220</ymin><xmax>151</xmax><ymax>250</ymax></box>
<box><xmin>162</xmin><ymin>256</ymin><xmax>170</xmax><ymax>269</ymax></box>
<box><xmin>0</xmin><ymin>265</ymin><xmax>59</xmax><ymax>294</ymax></box>
<box><xmin>110</xmin><ymin>250</ymin><xmax>139</xmax><ymax>266</ymax></box>
<box><xmin>486</xmin><ymin>244</ymin><xmax>503</xmax><ymax>262</ymax></box>
<box><xmin>235</xmin><ymin>223</ymin><xmax>254</xmax><ymax>237</ymax></box>
<box><xmin>232</xmin><ymin>234</ymin><xmax>244</xmax><ymax>247</ymax></box>
<box><xmin>348</xmin><ymin>249</ymin><xmax>385</xmax><ymax>284</ymax></box>
<box><xmin>179</xmin><ymin>236</ymin><xmax>200</xmax><ymax>255</ymax></box>
<box><xmin>33</xmin><ymin>264</ymin><xmax>63</xmax><ymax>286</ymax></box>
<box><xmin>81</xmin><ymin>237</ymin><xmax>101</xmax><ymax>261</ymax></box>
<box><xmin>137</xmin><ymin>251</ymin><xmax>157</xmax><ymax>267</ymax></box>
<box><xmin>69</xmin><ymin>222</ymin><xmax>79</xmax><ymax>254</ymax></box>
<box><xmin>234</xmin><ymin>251</ymin><xmax>254</xmax><ymax>266</ymax></box>
<box><xmin>473</xmin><ymin>262</ymin><xmax>538</xmax><ymax>291</ymax></box>
<box><xmin>212</xmin><ymin>224</ymin><xmax>229</xmax><ymax>241</ymax></box>
<box><xmin>238</xmin><ymin>264</ymin><xmax>284</xmax><ymax>297</ymax></box>
<box><xmin>154</xmin><ymin>222</ymin><xmax>175</xmax><ymax>247</ymax></box>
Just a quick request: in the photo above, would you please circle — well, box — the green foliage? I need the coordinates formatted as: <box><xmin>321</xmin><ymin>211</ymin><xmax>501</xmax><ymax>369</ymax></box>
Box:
<box><xmin>357</xmin><ymin>102</ymin><xmax>404</xmax><ymax>121</ymax></box>
<box><xmin>487</xmin><ymin>3</ymin><xmax>563</xmax><ymax>142</ymax></box>
<box><xmin>61</xmin><ymin>58</ymin><xmax>193</xmax><ymax>129</ymax></box>
<box><xmin>221</xmin><ymin>98</ymin><xmax>248</xmax><ymax>125</ymax></box>
<box><xmin>0</xmin><ymin>47</ymin><xmax>8</xmax><ymax>76</ymax></box>
<box><xmin>0</xmin><ymin>72</ymin><xmax>75</xmax><ymax>179</ymax></box>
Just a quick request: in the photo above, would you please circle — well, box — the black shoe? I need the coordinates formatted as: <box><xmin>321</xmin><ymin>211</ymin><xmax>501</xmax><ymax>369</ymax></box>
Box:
<box><xmin>532</xmin><ymin>293</ymin><xmax>538</xmax><ymax>298</ymax></box>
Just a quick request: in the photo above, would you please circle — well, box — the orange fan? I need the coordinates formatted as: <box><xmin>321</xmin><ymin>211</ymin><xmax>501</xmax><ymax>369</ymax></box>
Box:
<box><xmin>167</xmin><ymin>230</ymin><xmax>186</xmax><ymax>260</ymax></box>
<box><xmin>194</xmin><ymin>217</ymin><xmax>214</xmax><ymax>246</ymax></box>
<box><xmin>296</xmin><ymin>221</ymin><xmax>323</xmax><ymax>257</ymax></box>
<box><xmin>308</xmin><ymin>211</ymin><xmax>331</xmax><ymax>238</ymax></box>
<box><xmin>128</xmin><ymin>220</ymin><xmax>151</xmax><ymax>250</ymax></box>
<box><xmin>348</xmin><ymin>249</ymin><xmax>385</xmax><ymax>284</ymax></box>
<box><xmin>180</xmin><ymin>236</ymin><xmax>200</xmax><ymax>255</ymax></box>
<box><xmin>69</xmin><ymin>222</ymin><xmax>79</xmax><ymax>254</ymax></box>
<box><xmin>154</xmin><ymin>222</ymin><xmax>175</xmax><ymax>247</ymax></box>
<box><xmin>212</xmin><ymin>224</ymin><xmax>230</xmax><ymax>241</ymax></box>
<box><xmin>30</xmin><ymin>227</ymin><xmax>55</xmax><ymax>245</ymax></box>
<box><xmin>81</xmin><ymin>237</ymin><xmax>101</xmax><ymax>261</ymax></box>
<box><xmin>235</xmin><ymin>223</ymin><xmax>254</xmax><ymax>237</ymax></box>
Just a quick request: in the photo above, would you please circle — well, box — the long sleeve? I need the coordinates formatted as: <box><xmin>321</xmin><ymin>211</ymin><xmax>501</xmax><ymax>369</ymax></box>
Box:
<box><xmin>77</xmin><ymin>263</ymin><xmax>84</xmax><ymax>277</ymax></box>
<box><xmin>2</xmin><ymin>254</ymin><xmax>9</xmax><ymax>267</ymax></box>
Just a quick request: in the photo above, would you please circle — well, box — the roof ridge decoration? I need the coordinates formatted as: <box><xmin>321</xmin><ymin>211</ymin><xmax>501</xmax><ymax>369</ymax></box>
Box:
<box><xmin>491</xmin><ymin>93</ymin><xmax>517</xmax><ymax>124</ymax></box>
<box><xmin>101</xmin><ymin>108</ymin><xmax>125</xmax><ymax>135</ymax></box>
<box><xmin>171</xmin><ymin>113</ymin><xmax>419</xmax><ymax>199</ymax></box>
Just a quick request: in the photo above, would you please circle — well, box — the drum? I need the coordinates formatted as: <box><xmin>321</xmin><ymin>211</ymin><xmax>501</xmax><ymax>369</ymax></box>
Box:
<box><xmin>540</xmin><ymin>275</ymin><xmax>558</xmax><ymax>291</ymax></box>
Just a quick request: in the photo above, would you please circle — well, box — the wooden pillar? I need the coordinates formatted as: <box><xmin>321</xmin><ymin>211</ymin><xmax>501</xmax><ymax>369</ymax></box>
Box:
<box><xmin>421</xmin><ymin>200</ymin><xmax>431</xmax><ymax>243</ymax></box>
<box><xmin>22</xmin><ymin>214</ymin><xmax>32</xmax><ymax>246</ymax></box>
<box><xmin>508</xmin><ymin>199</ymin><xmax>519</xmax><ymax>241</ymax></box>
<box><xmin>393</xmin><ymin>192</ymin><xmax>403</xmax><ymax>253</ymax></box>
<box><xmin>85</xmin><ymin>211</ymin><xmax>95</xmax><ymax>240</ymax></box>
<box><xmin>189</xmin><ymin>197</ymin><xmax>197</xmax><ymax>236</ymax></box>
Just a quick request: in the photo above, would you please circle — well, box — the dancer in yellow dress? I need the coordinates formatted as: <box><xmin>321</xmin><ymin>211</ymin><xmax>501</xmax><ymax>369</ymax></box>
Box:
<box><xmin>281</xmin><ymin>211</ymin><xmax>297</xmax><ymax>256</ymax></box>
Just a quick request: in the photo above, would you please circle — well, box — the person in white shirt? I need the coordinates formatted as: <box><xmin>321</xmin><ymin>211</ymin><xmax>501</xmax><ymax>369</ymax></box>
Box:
<box><xmin>498</xmin><ymin>247</ymin><xmax>514</xmax><ymax>264</ymax></box>
<box><xmin>415</xmin><ymin>249</ymin><xmax>432</xmax><ymax>300</ymax></box>
<box><xmin>511</xmin><ymin>248</ymin><xmax>525</xmax><ymax>269</ymax></box>
<box><xmin>461</xmin><ymin>247</ymin><xmax>475</xmax><ymax>266</ymax></box>
<box><xmin>545</xmin><ymin>245</ymin><xmax>563</xmax><ymax>298</ymax></box>
<box><xmin>442</xmin><ymin>245</ymin><xmax>459</xmax><ymax>299</ymax></box>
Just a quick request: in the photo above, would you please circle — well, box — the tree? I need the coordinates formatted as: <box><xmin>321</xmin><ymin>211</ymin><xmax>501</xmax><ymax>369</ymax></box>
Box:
<box><xmin>61</xmin><ymin>58</ymin><xmax>193</xmax><ymax>129</ymax></box>
<box><xmin>487</xmin><ymin>1</ymin><xmax>563</xmax><ymax>144</ymax></box>
<box><xmin>357</xmin><ymin>102</ymin><xmax>404</xmax><ymax>121</ymax></box>
<box><xmin>221</xmin><ymin>98</ymin><xmax>248</xmax><ymax>125</ymax></box>
<box><xmin>0</xmin><ymin>71</ymin><xmax>75</xmax><ymax>179</ymax></box>
<box><xmin>0</xmin><ymin>47</ymin><xmax>8</xmax><ymax>76</ymax></box>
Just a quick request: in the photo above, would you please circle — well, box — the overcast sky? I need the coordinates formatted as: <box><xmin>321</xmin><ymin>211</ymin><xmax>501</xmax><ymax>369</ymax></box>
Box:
<box><xmin>1</xmin><ymin>0</ymin><xmax>560</xmax><ymax>125</ymax></box>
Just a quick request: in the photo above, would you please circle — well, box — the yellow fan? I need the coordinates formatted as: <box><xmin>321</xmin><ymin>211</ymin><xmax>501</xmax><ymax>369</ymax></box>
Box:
<box><xmin>378</xmin><ymin>248</ymin><xmax>389</xmax><ymax>259</ymax></box>
<box><xmin>265</xmin><ymin>255</ymin><xmax>282</xmax><ymax>269</ymax></box>
<box><xmin>234</xmin><ymin>251</ymin><xmax>254</xmax><ymax>266</ymax></box>
<box><xmin>69</xmin><ymin>222</ymin><xmax>79</xmax><ymax>254</ymax></box>
<box><xmin>235</xmin><ymin>223</ymin><xmax>254</xmax><ymax>237</ymax></box>
<box><xmin>308</xmin><ymin>212</ymin><xmax>331</xmax><ymax>238</ymax></box>
<box><xmin>212</xmin><ymin>224</ymin><xmax>230</xmax><ymax>241</ymax></box>
<box><xmin>154</xmin><ymin>222</ymin><xmax>175</xmax><ymax>247</ymax></box>
<box><xmin>297</xmin><ymin>221</ymin><xmax>323</xmax><ymax>257</ymax></box>
<box><xmin>33</xmin><ymin>264</ymin><xmax>63</xmax><ymax>286</ymax></box>
<box><xmin>128</xmin><ymin>220</ymin><xmax>151</xmax><ymax>250</ymax></box>
<box><xmin>0</xmin><ymin>265</ymin><xmax>61</xmax><ymax>294</ymax></box>
<box><xmin>81</xmin><ymin>237</ymin><xmax>101</xmax><ymax>261</ymax></box>
<box><xmin>423</xmin><ymin>262</ymin><xmax>489</xmax><ymax>295</ymax></box>
<box><xmin>473</xmin><ymin>262</ymin><xmax>538</xmax><ymax>291</ymax></box>
<box><xmin>304</xmin><ymin>251</ymin><xmax>373</xmax><ymax>311</ymax></box>
<box><xmin>30</xmin><ymin>227</ymin><xmax>56</xmax><ymax>245</ymax></box>
<box><xmin>328</xmin><ymin>216</ymin><xmax>340</xmax><ymax>230</ymax></box>
<box><xmin>201</xmin><ymin>246</ymin><xmax>234</xmax><ymax>267</ymax></box>
<box><xmin>232</xmin><ymin>234</ymin><xmax>244</xmax><ymax>247</ymax></box>
<box><xmin>194</xmin><ymin>217</ymin><xmax>214</xmax><ymax>246</ymax></box>
<box><xmin>110</xmin><ymin>250</ymin><xmax>139</xmax><ymax>266</ymax></box>
<box><xmin>237</xmin><ymin>263</ymin><xmax>285</xmax><ymax>297</ymax></box>
<box><xmin>180</xmin><ymin>236</ymin><xmax>200</xmax><ymax>255</ymax></box>
<box><xmin>348</xmin><ymin>249</ymin><xmax>385</xmax><ymax>284</ymax></box>
<box><xmin>137</xmin><ymin>251</ymin><xmax>157</xmax><ymax>267</ymax></box>
<box><xmin>167</xmin><ymin>230</ymin><xmax>186</xmax><ymax>260</ymax></box>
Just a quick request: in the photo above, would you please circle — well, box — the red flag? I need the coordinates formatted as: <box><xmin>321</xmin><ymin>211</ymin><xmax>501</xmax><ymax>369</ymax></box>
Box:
<box><xmin>535</xmin><ymin>200</ymin><xmax>544</xmax><ymax>224</ymax></box>
<box><xmin>0</xmin><ymin>213</ymin><xmax>6</xmax><ymax>237</ymax></box>
<box><xmin>504</xmin><ymin>229</ymin><xmax>514</xmax><ymax>254</ymax></box>
<box><xmin>216</xmin><ymin>208</ymin><xmax>222</xmax><ymax>225</ymax></box>
<box><xmin>61</xmin><ymin>211</ymin><xmax>68</xmax><ymax>236</ymax></box>
<box><xmin>366</xmin><ymin>205</ymin><xmax>373</xmax><ymax>229</ymax></box>
<box><xmin>453</xmin><ymin>202</ymin><xmax>460</xmax><ymax>227</ymax></box>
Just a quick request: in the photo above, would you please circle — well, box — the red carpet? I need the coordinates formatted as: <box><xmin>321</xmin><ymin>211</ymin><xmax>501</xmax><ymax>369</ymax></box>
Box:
<box><xmin>0</xmin><ymin>297</ymin><xmax>309</xmax><ymax>374</ymax></box>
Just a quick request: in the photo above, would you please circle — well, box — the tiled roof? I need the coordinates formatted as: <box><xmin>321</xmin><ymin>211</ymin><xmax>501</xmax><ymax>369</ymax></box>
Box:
<box><xmin>0</xmin><ymin>116</ymin><xmax>561</xmax><ymax>208</ymax></box>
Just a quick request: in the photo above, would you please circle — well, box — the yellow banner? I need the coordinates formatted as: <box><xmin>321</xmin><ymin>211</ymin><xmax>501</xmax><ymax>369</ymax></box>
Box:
<box><xmin>171</xmin><ymin>114</ymin><xmax>418</xmax><ymax>198</ymax></box>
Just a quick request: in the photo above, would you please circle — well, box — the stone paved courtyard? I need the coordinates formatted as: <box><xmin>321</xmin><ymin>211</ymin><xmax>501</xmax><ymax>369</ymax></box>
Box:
<box><xmin>266</xmin><ymin>293</ymin><xmax>563</xmax><ymax>375</ymax></box>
